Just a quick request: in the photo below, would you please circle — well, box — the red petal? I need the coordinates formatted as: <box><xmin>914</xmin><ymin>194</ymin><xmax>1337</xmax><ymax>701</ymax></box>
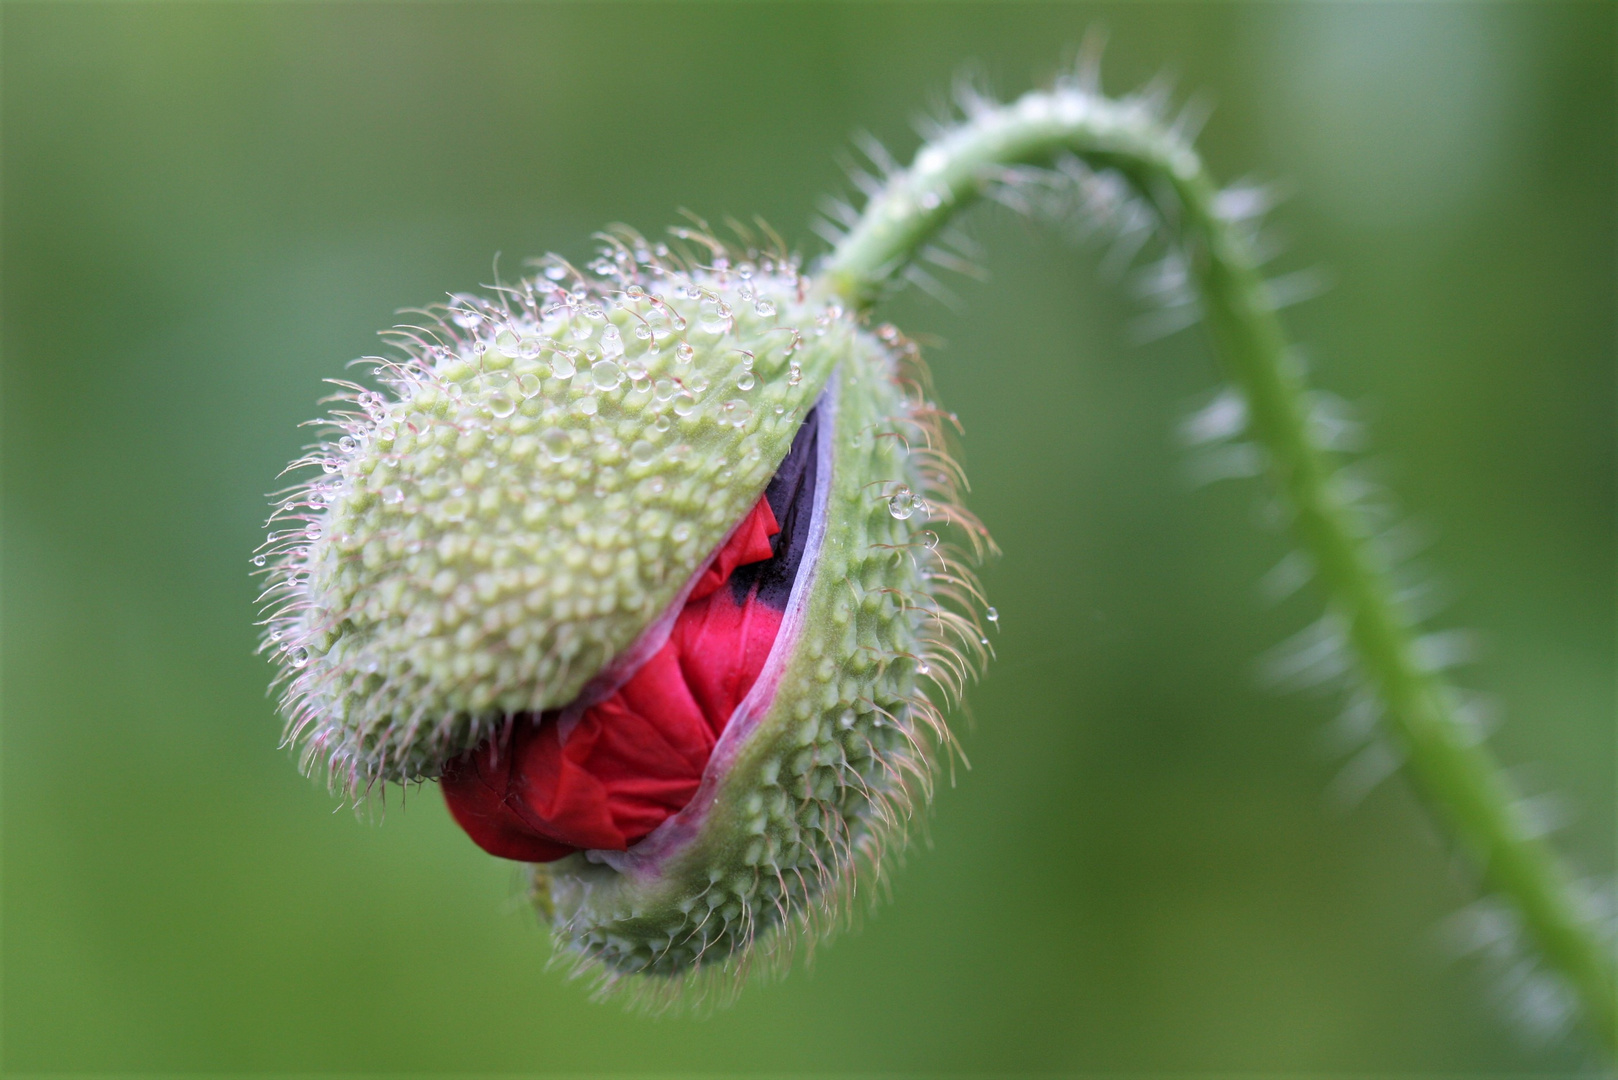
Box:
<box><xmin>442</xmin><ymin>496</ymin><xmax>785</xmax><ymax>861</ymax></box>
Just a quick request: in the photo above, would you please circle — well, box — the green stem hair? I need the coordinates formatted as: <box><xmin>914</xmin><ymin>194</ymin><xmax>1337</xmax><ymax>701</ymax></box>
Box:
<box><xmin>816</xmin><ymin>78</ymin><xmax>1616</xmax><ymax>1053</ymax></box>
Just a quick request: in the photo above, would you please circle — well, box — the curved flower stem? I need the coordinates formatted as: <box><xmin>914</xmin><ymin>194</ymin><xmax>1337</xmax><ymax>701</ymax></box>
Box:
<box><xmin>816</xmin><ymin>84</ymin><xmax>1616</xmax><ymax>1052</ymax></box>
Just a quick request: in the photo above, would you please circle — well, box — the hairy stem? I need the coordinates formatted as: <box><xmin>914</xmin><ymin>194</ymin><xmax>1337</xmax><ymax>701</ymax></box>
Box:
<box><xmin>816</xmin><ymin>83</ymin><xmax>1616</xmax><ymax>1051</ymax></box>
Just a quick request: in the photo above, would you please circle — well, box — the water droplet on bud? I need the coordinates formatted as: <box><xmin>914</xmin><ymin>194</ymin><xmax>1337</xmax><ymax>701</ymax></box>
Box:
<box><xmin>591</xmin><ymin>360</ymin><xmax>623</xmax><ymax>391</ymax></box>
<box><xmin>887</xmin><ymin>486</ymin><xmax>918</xmax><ymax>520</ymax></box>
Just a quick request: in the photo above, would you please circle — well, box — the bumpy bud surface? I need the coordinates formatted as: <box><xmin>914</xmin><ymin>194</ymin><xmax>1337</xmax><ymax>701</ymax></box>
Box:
<box><xmin>261</xmin><ymin>245</ymin><xmax>848</xmax><ymax>791</ymax></box>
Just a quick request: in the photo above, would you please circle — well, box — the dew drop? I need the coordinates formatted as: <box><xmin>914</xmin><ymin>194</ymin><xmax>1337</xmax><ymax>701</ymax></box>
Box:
<box><xmin>383</xmin><ymin>486</ymin><xmax>404</xmax><ymax>504</ymax></box>
<box><xmin>322</xmin><ymin>458</ymin><xmax>341</xmax><ymax>474</ymax></box>
<box><xmin>288</xmin><ymin>646</ymin><xmax>310</xmax><ymax>668</ymax></box>
<box><xmin>689</xmin><ymin>373</ymin><xmax>710</xmax><ymax>394</ymax></box>
<box><xmin>788</xmin><ymin>362</ymin><xmax>802</xmax><ymax>386</ymax></box>
<box><xmin>634</xmin><ymin>323</ymin><xmax>653</xmax><ymax>340</ymax></box>
<box><xmin>600</xmin><ymin>324</ymin><xmax>625</xmax><ymax>359</ymax></box>
<box><xmin>305</xmin><ymin>525</ymin><xmax>323</xmax><ymax>540</ymax></box>
<box><xmin>551</xmin><ymin>352</ymin><xmax>577</xmax><ymax>379</ymax></box>
<box><xmin>578</xmin><ymin>396</ymin><xmax>599</xmax><ymax>416</ymax></box>
<box><xmin>754</xmin><ymin>299</ymin><xmax>775</xmax><ymax>317</ymax></box>
<box><xmin>736</xmin><ymin>373</ymin><xmax>756</xmax><ymax>391</ymax></box>
<box><xmin>675</xmin><ymin>341</ymin><xmax>695</xmax><ymax>365</ymax></box>
<box><xmin>488</xmin><ymin>392</ymin><xmax>516</xmax><ymax>418</ymax></box>
<box><xmin>591</xmin><ymin>360</ymin><xmax>623</xmax><ymax>391</ymax></box>
<box><xmin>516</xmin><ymin>337</ymin><xmax>543</xmax><ymax>360</ymax></box>
<box><xmin>630</xmin><ymin>440</ymin><xmax>657</xmax><ymax>465</ymax></box>
<box><xmin>518</xmin><ymin>373</ymin><xmax>543</xmax><ymax>398</ymax></box>
<box><xmin>887</xmin><ymin>486</ymin><xmax>917</xmax><ymax>520</ymax></box>
<box><xmin>653</xmin><ymin>378</ymin><xmax>676</xmax><ymax>404</ymax></box>
<box><xmin>452</xmin><ymin>307</ymin><xmax>483</xmax><ymax>329</ymax></box>
<box><xmin>654</xmin><ymin>414</ymin><xmax>671</xmax><ymax>432</ymax></box>
<box><xmin>338</xmin><ymin>435</ymin><xmax>358</xmax><ymax>454</ymax></box>
<box><xmin>700</xmin><ymin>301</ymin><xmax>732</xmax><ymax>335</ymax></box>
<box><xmin>541</xmin><ymin>427</ymin><xmax>571</xmax><ymax>462</ymax></box>
<box><xmin>544</xmin><ymin>265</ymin><xmax>568</xmax><ymax>281</ymax></box>
<box><xmin>720</xmin><ymin>399</ymin><xmax>752</xmax><ymax>427</ymax></box>
<box><xmin>253</xmin><ymin>554</ymin><xmax>267</xmax><ymax>567</ymax></box>
<box><xmin>672</xmin><ymin>393</ymin><xmax>697</xmax><ymax>418</ymax></box>
<box><xmin>986</xmin><ymin>606</ymin><xmax>999</xmax><ymax>624</ymax></box>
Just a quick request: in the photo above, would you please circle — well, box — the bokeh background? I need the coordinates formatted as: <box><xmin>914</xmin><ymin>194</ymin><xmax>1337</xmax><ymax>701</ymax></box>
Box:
<box><xmin>4</xmin><ymin>2</ymin><xmax>1612</xmax><ymax>1074</ymax></box>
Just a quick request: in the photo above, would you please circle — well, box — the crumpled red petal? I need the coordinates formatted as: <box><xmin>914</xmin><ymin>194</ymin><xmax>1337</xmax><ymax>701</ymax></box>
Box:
<box><xmin>441</xmin><ymin>497</ymin><xmax>784</xmax><ymax>862</ymax></box>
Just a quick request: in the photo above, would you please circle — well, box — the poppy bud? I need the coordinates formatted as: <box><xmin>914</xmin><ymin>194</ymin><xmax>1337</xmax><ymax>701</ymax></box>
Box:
<box><xmin>260</xmin><ymin>237</ymin><xmax>991</xmax><ymax>993</ymax></box>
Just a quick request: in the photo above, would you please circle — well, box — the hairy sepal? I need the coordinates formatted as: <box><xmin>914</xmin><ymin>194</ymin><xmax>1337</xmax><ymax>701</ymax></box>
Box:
<box><xmin>262</xmin><ymin>255</ymin><xmax>851</xmax><ymax>795</ymax></box>
<box><xmin>537</xmin><ymin>324</ymin><xmax>990</xmax><ymax>1003</ymax></box>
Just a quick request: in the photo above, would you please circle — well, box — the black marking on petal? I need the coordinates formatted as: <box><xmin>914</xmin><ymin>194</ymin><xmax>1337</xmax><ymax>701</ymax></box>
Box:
<box><xmin>732</xmin><ymin>406</ymin><xmax>821</xmax><ymax>610</ymax></box>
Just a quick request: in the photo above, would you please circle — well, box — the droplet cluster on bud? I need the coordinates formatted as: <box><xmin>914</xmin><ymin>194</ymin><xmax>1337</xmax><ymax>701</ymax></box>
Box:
<box><xmin>259</xmin><ymin>240</ymin><xmax>853</xmax><ymax>791</ymax></box>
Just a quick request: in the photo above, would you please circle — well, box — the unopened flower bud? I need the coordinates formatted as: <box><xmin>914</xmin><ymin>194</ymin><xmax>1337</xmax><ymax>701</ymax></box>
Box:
<box><xmin>259</xmin><ymin>239</ymin><xmax>992</xmax><ymax>994</ymax></box>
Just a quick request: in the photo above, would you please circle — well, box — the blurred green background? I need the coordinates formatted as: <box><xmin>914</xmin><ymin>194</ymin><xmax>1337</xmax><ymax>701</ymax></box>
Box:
<box><xmin>4</xmin><ymin>2</ymin><xmax>1612</xmax><ymax>1074</ymax></box>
